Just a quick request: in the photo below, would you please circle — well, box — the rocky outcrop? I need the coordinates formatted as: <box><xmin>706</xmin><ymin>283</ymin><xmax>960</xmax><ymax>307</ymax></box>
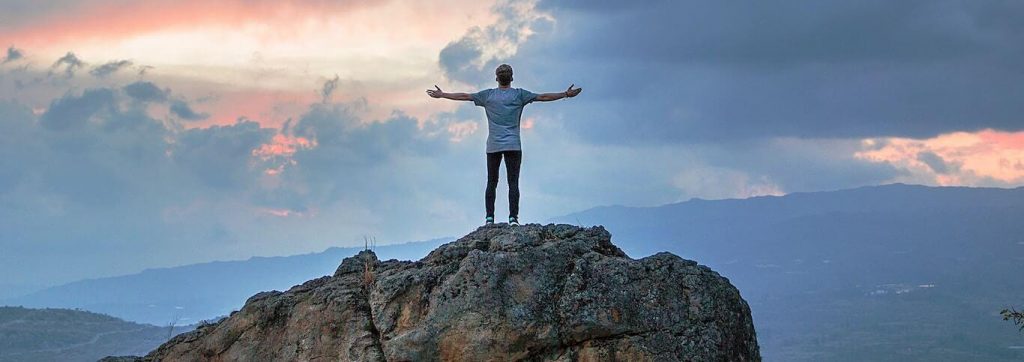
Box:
<box><xmin>129</xmin><ymin>224</ymin><xmax>759</xmax><ymax>361</ymax></box>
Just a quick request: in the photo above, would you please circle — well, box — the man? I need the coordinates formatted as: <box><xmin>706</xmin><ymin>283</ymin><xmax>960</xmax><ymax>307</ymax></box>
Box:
<box><xmin>427</xmin><ymin>64</ymin><xmax>581</xmax><ymax>226</ymax></box>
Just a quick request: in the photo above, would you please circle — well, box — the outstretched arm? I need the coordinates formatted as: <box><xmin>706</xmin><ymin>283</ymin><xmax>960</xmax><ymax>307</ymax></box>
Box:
<box><xmin>535</xmin><ymin>84</ymin><xmax>583</xmax><ymax>102</ymax></box>
<box><xmin>426</xmin><ymin>85</ymin><xmax>472</xmax><ymax>101</ymax></box>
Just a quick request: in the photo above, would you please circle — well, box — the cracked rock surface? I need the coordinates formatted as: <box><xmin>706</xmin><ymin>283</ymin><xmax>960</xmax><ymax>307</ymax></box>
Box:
<box><xmin>126</xmin><ymin>224</ymin><xmax>759</xmax><ymax>361</ymax></box>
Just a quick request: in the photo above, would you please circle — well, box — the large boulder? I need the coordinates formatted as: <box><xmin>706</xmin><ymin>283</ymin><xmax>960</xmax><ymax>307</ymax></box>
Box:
<box><xmin>131</xmin><ymin>224</ymin><xmax>759</xmax><ymax>361</ymax></box>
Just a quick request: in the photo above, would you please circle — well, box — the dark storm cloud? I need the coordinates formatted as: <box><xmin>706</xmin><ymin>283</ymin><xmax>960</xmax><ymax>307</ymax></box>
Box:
<box><xmin>122</xmin><ymin>81</ymin><xmax>167</xmax><ymax>102</ymax></box>
<box><xmin>279</xmin><ymin>104</ymin><xmax>452</xmax><ymax>205</ymax></box>
<box><xmin>89</xmin><ymin>59</ymin><xmax>133</xmax><ymax>78</ymax></box>
<box><xmin>2</xmin><ymin>46</ymin><xmax>23</xmax><ymax>63</ymax></box>
<box><xmin>447</xmin><ymin>0</ymin><xmax>1024</xmax><ymax>144</ymax></box>
<box><xmin>38</xmin><ymin>102</ymin><xmax>169</xmax><ymax>206</ymax></box>
<box><xmin>537</xmin><ymin>1</ymin><xmax>991</xmax><ymax>66</ymax></box>
<box><xmin>173</xmin><ymin>120</ymin><xmax>273</xmax><ymax>189</ymax></box>
<box><xmin>0</xmin><ymin>83</ymin><xmax>282</xmax><ymax>284</ymax></box>
<box><xmin>170</xmin><ymin>99</ymin><xmax>210</xmax><ymax>121</ymax></box>
<box><xmin>40</xmin><ymin>88</ymin><xmax>116</xmax><ymax>130</ymax></box>
<box><xmin>292</xmin><ymin>106</ymin><xmax>445</xmax><ymax>163</ymax></box>
<box><xmin>320</xmin><ymin>74</ymin><xmax>339</xmax><ymax>103</ymax></box>
<box><xmin>30</xmin><ymin>86</ymin><xmax>258</xmax><ymax>207</ymax></box>
<box><xmin>49</xmin><ymin>52</ymin><xmax>85</xmax><ymax>78</ymax></box>
<box><xmin>439</xmin><ymin>2</ymin><xmax>545</xmax><ymax>84</ymax></box>
<box><xmin>0</xmin><ymin>77</ymin><xmax>482</xmax><ymax>286</ymax></box>
<box><xmin>439</xmin><ymin>34</ymin><xmax>485</xmax><ymax>84</ymax></box>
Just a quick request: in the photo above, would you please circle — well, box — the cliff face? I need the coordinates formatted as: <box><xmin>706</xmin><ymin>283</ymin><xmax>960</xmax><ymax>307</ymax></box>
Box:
<box><xmin>134</xmin><ymin>224</ymin><xmax>759</xmax><ymax>361</ymax></box>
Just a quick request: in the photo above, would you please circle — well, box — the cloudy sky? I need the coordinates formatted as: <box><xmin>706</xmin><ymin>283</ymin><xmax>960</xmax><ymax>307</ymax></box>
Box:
<box><xmin>2</xmin><ymin>0</ymin><xmax>1023</xmax><ymax>287</ymax></box>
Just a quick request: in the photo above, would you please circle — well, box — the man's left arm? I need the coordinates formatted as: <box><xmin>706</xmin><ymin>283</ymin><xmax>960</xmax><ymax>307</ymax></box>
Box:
<box><xmin>535</xmin><ymin>84</ymin><xmax>582</xmax><ymax>102</ymax></box>
<box><xmin>426</xmin><ymin>85</ymin><xmax>474</xmax><ymax>101</ymax></box>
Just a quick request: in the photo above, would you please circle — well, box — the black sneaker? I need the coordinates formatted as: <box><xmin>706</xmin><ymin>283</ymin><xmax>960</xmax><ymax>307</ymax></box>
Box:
<box><xmin>485</xmin><ymin>216</ymin><xmax>495</xmax><ymax>226</ymax></box>
<box><xmin>509</xmin><ymin>216</ymin><xmax>520</xmax><ymax>226</ymax></box>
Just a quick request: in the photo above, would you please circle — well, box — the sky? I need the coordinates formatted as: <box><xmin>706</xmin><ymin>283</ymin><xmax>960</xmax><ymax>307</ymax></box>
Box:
<box><xmin>1</xmin><ymin>0</ymin><xmax>1023</xmax><ymax>287</ymax></box>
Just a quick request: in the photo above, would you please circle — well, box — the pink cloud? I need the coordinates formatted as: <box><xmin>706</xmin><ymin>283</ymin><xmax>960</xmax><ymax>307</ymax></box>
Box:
<box><xmin>252</xmin><ymin>133</ymin><xmax>316</xmax><ymax>176</ymax></box>
<box><xmin>0</xmin><ymin>1</ymin><xmax>379</xmax><ymax>48</ymax></box>
<box><xmin>253</xmin><ymin>134</ymin><xmax>315</xmax><ymax>159</ymax></box>
<box><xmin>856</xmin><ymin>129</ymin><xmax>1024</xmax><ymax>186</ymax></box>
<box><xmin>445</xmin><ymin>121</ymin><xmax>479</xmax><ymax>143</ymax></box>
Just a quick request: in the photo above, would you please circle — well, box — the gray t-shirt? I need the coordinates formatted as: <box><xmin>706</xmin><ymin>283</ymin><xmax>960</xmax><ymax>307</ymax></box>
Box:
<box><xmin>472</xmin><ymin>87</ymin><xmax>538</xmax><ymax>153</ymax></box>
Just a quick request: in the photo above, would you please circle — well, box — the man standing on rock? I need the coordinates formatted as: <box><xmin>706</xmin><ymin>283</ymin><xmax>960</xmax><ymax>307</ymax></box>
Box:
<box><xmin>427</xmin><ymin>64</ymin><xmax>581</xmax><ymax>226</ymax></box>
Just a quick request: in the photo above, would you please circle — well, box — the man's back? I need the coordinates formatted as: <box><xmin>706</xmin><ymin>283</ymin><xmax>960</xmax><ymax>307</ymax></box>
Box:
<box><xmin>472</xmin><ymin>87</ymin><xmax>538</xmax><ymax>153</ymax></box>
<box><xmin>425</xmin><ymin>63</ymin><xmax>580</xmax><ymax>225</ymax></box>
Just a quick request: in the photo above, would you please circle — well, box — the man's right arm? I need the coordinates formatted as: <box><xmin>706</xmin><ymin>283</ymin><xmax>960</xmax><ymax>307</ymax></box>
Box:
<box><xmin>535</xmin><ymin>84</ymin><xmax>582</xmax><ymax>102</ymax></box>
<box><xmin>426</xmin><ymin>85</ymin><xmax>473</xmax><ymax>101</ymax></box>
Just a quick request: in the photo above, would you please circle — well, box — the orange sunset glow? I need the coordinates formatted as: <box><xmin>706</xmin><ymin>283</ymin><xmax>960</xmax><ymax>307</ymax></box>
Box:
<box><xmin>857</xmin><ymin>129</ymin><xmax>1024</xmax><ymax>186</ymax></box>
<box><xmin>1</xmin><ymin>0</ymin><xmax>543</xmax><ymax>126</ymax></box>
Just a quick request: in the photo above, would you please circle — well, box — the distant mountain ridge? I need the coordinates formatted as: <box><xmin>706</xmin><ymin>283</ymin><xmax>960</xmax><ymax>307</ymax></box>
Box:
<box><xmin>0</xmin><ymin>306</ymin><xmax>192</xmax><ymax>362</ymax></box>
<box><xmin>2</xmin><ymin>238</ymin><xmax>450</xmax><ymax>325</ymax></box>
<box><xmin>551</xmin><ymin>183</ymin><xmax>1024</xmax><ymax>361</ymax></box>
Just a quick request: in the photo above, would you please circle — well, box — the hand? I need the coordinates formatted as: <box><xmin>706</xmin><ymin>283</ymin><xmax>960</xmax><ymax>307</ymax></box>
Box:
<box><xmin>565</xmin><ymin>84</ymin><xmax>582</xmax><ymax>98</ymax></box>
<box><xmin>426</xmin><ymin>85</ymin><xmax>444</xmax><ymax>98</ymax></box>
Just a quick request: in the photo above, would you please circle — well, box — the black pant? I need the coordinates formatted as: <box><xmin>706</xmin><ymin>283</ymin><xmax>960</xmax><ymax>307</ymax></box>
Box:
<box><xmin>485</xmin><ymin>150</ymin><xmax>522</xmax><ymax>219</ymax></box>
